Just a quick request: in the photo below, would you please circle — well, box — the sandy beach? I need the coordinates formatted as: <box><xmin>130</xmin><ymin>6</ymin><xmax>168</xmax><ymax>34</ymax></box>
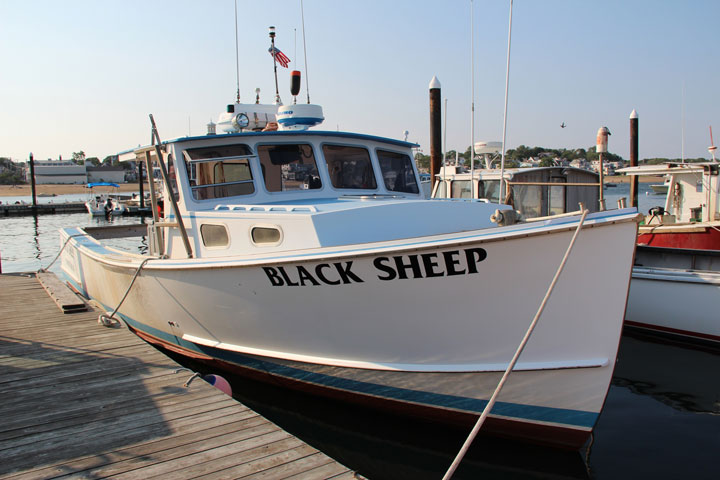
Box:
<box><xmin>0</xmin><ymin>183</ymin><xmax>151</xmax><ymax>197</ymax></box>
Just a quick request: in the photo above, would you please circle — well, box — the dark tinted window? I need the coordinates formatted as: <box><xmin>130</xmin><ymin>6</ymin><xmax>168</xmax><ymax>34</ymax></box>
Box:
<box><xmin>377</xmin><ymin>150</ymin><xmax>419</xmax><ymax>193</ymax></box>
<box><xmin>323</xmin><ymin>145</ymin><xmax>377</xmax><ymax>190</ymax></box>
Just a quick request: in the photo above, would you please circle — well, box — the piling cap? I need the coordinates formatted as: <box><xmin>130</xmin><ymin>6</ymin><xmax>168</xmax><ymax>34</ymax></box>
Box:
<box><xmin>429</xmin><ymin>76</ymin><xmax>441</xmax><ymax>89</ymax></box>
<box><xmin>630</xmin><ymin>109</ymin><xmax>638</xmax><ymax>119</ymax></box>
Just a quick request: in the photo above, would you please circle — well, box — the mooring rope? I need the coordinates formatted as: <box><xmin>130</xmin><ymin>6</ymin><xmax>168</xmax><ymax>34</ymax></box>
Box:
<box><xmin>442</xmin><ymin>209</ymin><xmax>590</xmax><ymax>480</ymax></box>
<box><xmin>38</xmin><ymin>233</ymin><xmax>87</xmax><ymax>273</ymax></box>
<box><xmin>98</xmin><ymin>257</ymin><xmax>154</xmax><ymax>328</ymax></box>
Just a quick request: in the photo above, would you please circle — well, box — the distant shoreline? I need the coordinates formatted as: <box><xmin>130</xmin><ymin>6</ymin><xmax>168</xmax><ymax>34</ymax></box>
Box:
<box><xmin>0</xmin><ymin>183</ymin><xmax>150</xmax><ymax>197</ymax></box>
<box><xmin>0</xmin><ymin>175</ymin><xmax>663</xmax><ymax>197</ymax></box>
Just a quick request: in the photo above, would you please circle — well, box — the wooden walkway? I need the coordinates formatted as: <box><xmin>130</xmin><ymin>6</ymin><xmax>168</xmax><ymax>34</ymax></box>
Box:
<box><xmin>0</xmin><ymin>274</ymin><xmax>356</xmax><ymax>480</ymax></box>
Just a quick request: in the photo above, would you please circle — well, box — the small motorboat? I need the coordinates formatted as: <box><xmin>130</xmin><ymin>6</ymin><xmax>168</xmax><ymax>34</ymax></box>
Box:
<box><xmin>84</xmin><ymin>182</ymin><xmax>127</xmax><ymax>216</ymax></box>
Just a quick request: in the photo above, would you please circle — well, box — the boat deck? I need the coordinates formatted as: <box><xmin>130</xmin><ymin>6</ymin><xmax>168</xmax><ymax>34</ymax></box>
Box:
<box><xmin>0</xmin><ymin>273</ymin><xmax>354</xmax><ymax>479</ymax></box>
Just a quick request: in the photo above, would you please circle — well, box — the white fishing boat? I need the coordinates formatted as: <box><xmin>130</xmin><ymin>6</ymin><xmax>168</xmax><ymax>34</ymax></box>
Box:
<box><xmin>84</xmin><ymin>182</ymin><xmax>127</xmax><ymax>216</ymax></box>
<box><xmin>58</xmin><ymin>107</ymin><xmax>640</xmax><ymax>449</ymax></box>
<box><xmin>58</xmin><ymin>22</ymin><xmax>641</xmax><ymax>448</ymax></box>
<box><xmin>618</xmin><ymin>163</ymin><xmax>720</xmax><ymax>343</ymax></box>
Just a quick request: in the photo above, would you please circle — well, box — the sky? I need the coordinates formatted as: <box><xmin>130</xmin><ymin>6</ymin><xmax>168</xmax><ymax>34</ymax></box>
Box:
<box><xmin>1</xmin><ymin>0</ymin><xmax>719</xmax><ymax>163</ymax></box>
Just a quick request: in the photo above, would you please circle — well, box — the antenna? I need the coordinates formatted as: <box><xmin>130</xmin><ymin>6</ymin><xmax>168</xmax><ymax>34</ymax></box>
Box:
<box><xmin>681</xmin><ymin>81</ymin><xmax>686</xmax><ymax>162</ymax></box>
<box><xmin>300</xmin><ymin>0</ymin><xmax>311</xmax><ymax>104</ymax></box>
<box><xmin>470</xmin><ymin>0</ymin><xmax>475</xmax><ymax>198</ymax></box>
<box><xmin>710</xmin><ymin>126</ymin><xmax>717</xmax><ymax>162</ymax></box>
<box><xmin>443</xmin><ymin>98</ymin><xmax>448</xmax><ymax>198</ymax></box>
<box><xmin>499</xmin><ymin>0</ymin><xmax>513</xmax><ymax>204</ymax></box>
<box><xmin>234</xmin><ymin>0</ymin><xmax>240</xmax><ymax>103</ymax></box>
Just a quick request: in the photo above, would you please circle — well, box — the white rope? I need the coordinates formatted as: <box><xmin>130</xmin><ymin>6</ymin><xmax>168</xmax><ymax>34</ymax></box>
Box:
<box><xmin>98</xmin><ymin>257</ymin><xmax>155</xmax><ymax>328</ymax></box>
<box><xmin>38</xmin><ymin>233</ymin><xmax>86</xmax><ymax>273</ymax></box>
<box><xmin>442</xmin><ymin>209</ymin><xmax>590</xmax><ymax>480</ymax></box>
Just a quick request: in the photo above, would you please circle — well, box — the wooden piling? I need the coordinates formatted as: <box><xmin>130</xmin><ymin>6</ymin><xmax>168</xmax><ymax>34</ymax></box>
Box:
<box><xmin>28</xmin><ymin>152</ymin><xmax>37</xmax><ymax>210</ymax></box>
<box><xmin>429</xmin><ymin>77</ymin><xmax>442</xmax><ymax>189</ymax></box>
<box><xmin>630</xmin><ymin>110</ymin><xmax>639</xmax><ymax>209</ymax></box>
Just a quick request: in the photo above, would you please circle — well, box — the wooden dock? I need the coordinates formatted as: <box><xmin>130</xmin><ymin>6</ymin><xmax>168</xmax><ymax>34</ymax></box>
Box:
<box><xmin>0</xmin><ymin>274</ymin><xmax>356</xmax><ymax>479</ymax></box>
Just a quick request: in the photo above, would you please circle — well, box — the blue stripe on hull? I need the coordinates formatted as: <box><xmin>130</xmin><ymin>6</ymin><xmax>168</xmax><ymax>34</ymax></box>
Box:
<box><xmin>89</xmin><ymin>300</ymin><xmax>598</xmax><ymax>430</ymax></box>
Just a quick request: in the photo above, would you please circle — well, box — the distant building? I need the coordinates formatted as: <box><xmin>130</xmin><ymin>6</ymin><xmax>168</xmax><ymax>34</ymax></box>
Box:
<box><xmin>86</xmin><ymin>166</ymin><xmax>126</xmax><ymax>184</ymax></box>
<box><xmin>31</xmin><ymin>159</ymin><xmax>87</xmax><ymax>184</ymax></box>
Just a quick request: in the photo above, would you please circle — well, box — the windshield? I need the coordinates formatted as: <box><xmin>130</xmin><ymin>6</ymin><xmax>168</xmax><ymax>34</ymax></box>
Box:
<box><xmin>377</xmin><ymin>150</ymin><xmax>419</xmax><ymax>194</ymax></box>
<box><xmin>258</xmin><ymin>144</ymin><xmax>322</xmax><ymax>192</ymax></box>
<box><xmin>323</xmin><ymin>144</ymin><xmax>377</xmax><ymax>190</ymax></box>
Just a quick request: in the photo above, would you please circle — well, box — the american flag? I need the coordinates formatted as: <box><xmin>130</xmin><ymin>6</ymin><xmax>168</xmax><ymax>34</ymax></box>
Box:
<box><xmin>268</xmin><ymin>46</ymin><xmax>291</xmax><ymax>68</ymax></box>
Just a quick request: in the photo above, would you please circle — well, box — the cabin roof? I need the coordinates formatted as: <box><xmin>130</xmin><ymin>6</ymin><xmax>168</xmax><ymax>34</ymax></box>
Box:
<box><xmin>118</xmin><ymin>130</ymin><xmax>418</xmax><ymax>160</ymax></box>
<box><xmin>617</xmin><ymin>163</ymin><xmax>716</xmax><ymax>176</ymax></box>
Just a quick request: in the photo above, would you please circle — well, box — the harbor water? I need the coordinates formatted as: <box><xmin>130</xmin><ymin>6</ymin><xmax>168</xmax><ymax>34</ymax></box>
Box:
<box><xmin>1</xmin><ymin>183</ymin><xmax>718</xmax><ymax>479</ymax></box>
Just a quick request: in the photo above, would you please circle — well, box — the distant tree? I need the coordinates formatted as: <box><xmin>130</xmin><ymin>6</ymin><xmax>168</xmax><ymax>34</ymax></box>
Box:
<box><xmin>539</xmin><ymin>158</ymin><xmax>555</xmax><ymax>167</ymax></box>
<box><xmin>102</xmin><ymin>155</ymin><xmax>120</xmax><ymax>166</ymax></box>
<box><xmin>72</xmin><ymin>151</ymin><xmax>86</xmax><ymax>165</ymax></box>
<box><xmin>86</xmin><ymin>157</ymin><xmax>101</xmax><ymax>166</ymax></box>
<box><xmin>414</xmin><ymin>152</ymin><xmax>430</xmax><ymax>171</ymax></box>
<box><xmin>0</xmin><ymin>158</ymin><xmax>26</xmax><ymax>184</ymax></box>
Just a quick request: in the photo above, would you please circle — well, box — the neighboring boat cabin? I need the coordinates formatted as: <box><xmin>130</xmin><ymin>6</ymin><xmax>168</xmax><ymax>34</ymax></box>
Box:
<box><xmin>431</xmin><ymin>166</ymin><xmax>600</xmax><ymax>217</ymax></box>
<box><xmin>619</xmin><ymin>163</ymin><xmax>720</xmax><ymax>222</ymax></box>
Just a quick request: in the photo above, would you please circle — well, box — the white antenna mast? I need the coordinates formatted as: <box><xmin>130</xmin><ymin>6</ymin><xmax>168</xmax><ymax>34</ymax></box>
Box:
<box><xmin>470</xmin><ymin>0</ymin><xmax>475</xmax><ymax>198</ymax></box>
<box><xmin>681</xmin><ymin>81</ymin><xmax>686</xmax><ymax>162</ymax></box>
<box><xmin>499</xmin><ymin>0</ymin><xmax>513</xmax><ymax>204</ymax></box>
<box><xmin>443</xmin><ymin>97</ymin><xmax>448</xmax><ymax>198</ymax></box>
<box><xmin>234</xmin><ymin>0</ymin><xmax>241</xmax><ymax>103</ymax></box>
<box><xmin>300</xmin><ymin>0</ymin><xmax>311</xmax><ymax>104</ymax></box>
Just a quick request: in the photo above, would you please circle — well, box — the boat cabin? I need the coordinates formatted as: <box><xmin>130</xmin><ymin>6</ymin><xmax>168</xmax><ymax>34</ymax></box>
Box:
<box><xmin>431</xmin><ymin>166</ymin><xmax>601</xmax><ymax>218</ymax></box>
<box><xmin>618</xmin><ymin>163</ymin><xmax>720</xmax><ymax>222</ymax></box>
<box><xmin>123</xmin><ymin>130</ymin><xmax>472</xmax><ymax>259</ymax></box>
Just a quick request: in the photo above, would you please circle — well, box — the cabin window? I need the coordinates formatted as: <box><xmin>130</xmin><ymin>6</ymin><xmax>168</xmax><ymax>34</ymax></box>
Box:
<box><xmin>513</xmin><ymin>185</ymin><xmax>542</xmax><ymax>218</ymax></box>
<box><xmin>377</xmin><ymin>150</ymin><xmax>419</xmax><ymax>194</ymax></box>
<box><xmin>477</xmin><ymin>180</ymin><xmax>500</xmax><ymax>202</ymax></box>
<box><xmin>257</xmin><ymin>144</ymin><xmax>321</xmax><ymax>192</ymax></box>
<box><xmin>251</xmin><ymin>226</ymin><xmax>282</xmax><ymax>245</ymax></box>
<box><xmin>451</xmin><ymin>180</ymin><xmax>472</xmax><ymax>199</ymax></box>
<box><xmin>200</xmin><ymin>224</ymin><xmax>229</xmax><ymax>247</ymax></box>
<box><xmin>323</xmin><ymin>145</ymin><xmax>377</xmax><ymax>190</ymax></box>
<box><xmin>548</xmin><ymin>178</ymin><xmax>566</xmax><ymax>215</ymax></box>
<box><xmin>433</xmin><ymin>180</ymin><xmax>448</xmax><ymax>198</ymax></box>
<box><xmin>184</xmin><ymin>144</ymin><xmax>255</xmax><ymax>200</ymax></box>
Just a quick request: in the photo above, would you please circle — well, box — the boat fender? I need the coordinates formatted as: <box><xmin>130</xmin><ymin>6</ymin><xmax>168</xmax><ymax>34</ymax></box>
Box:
<box><xmin>490</xmin><ymin>209</ymin><xmax>521</xmax><ymax>226</ymax></box>
<box><xmin>183</xmin><ymin>372</ymin><xmax>232</xmax><ymax>396</ymax></box>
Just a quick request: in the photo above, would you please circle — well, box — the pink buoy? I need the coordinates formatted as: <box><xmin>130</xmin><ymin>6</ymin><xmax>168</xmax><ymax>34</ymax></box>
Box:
<box><xmin>203</xmin><ymin>374</ymin><xmax>232</xmax><ymax>396</ymax></box>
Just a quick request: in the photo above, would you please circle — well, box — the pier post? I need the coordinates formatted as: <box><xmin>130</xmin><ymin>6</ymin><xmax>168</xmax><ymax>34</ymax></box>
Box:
<box><xmin>138</xmin><ymin>161</ymin><xmax>145</xmax><ymax>209</ymax></box>
<box><xmin>429</xmin><ymin>76</ymin><xmax>442</xmax><ymax>190</ymax></box>
<box><xmin>29</xmin><ymin>152</ymin><xmax>37</xmax><ymax>210</ymax></box>
<box><xmin>596</xmin><ymin>127</ymin><xmax>610</xmax><ymax>211</ymax></box>
<box><xmin>629</xmin><ymin>110</ymin><xmax>639</xmax><ymax>208</ymax></box>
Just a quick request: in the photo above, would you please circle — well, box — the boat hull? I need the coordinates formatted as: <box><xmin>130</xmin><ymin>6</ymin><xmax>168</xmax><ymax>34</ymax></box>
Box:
<box><xmin>625</xmin><ymin>267</ymin><xmax>720</xmax><ymax>343</ymax></box>
<box><xmin>60</xmin><ymin>211</ymin><xmax>638</xmax><ymax>449</ymax></box>
<box><xmin>130</xmin><ymin>325</ymin><xmax>597</xmax><ymax>449</ymax></box>
<box><xmin>638</xmin><ymin>223</ymin><xmax>720</xmax><ymax>251</ymax></box>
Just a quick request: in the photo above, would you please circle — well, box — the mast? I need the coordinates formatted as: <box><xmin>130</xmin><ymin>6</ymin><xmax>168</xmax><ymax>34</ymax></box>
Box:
<box><xmin>499</xmin><ymin>0</ymin><xmax>513</xmax><ymax>204</ymax></box>
<box><xmin>470</xmin><ymin>0</ymin><xmax>475</xmax><ymax>198</ymax></box>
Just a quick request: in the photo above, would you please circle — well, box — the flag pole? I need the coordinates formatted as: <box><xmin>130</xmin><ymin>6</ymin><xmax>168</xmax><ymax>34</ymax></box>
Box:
<box><xmin>269</xmin><ymin>26</ymin><xmax>282</xmax><ymax>105</ymax></box>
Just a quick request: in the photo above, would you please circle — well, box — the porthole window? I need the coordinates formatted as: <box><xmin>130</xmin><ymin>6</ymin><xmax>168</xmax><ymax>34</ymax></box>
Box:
<box><xmin>200</xmin><ymin>224</ymin><xmax>229</xmax><ymax>247</ymax></box>
<box><xmin>251</xmin><ymin>226</ymin><xmax>282</xmax><ymax>245</ymax></box>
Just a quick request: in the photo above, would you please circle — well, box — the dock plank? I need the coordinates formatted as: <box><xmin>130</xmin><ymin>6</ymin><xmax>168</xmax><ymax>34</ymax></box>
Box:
<box><xmin>0</xmin><ymin>274</ymin><xmax>353</xmax><ymax>479</ymax></box>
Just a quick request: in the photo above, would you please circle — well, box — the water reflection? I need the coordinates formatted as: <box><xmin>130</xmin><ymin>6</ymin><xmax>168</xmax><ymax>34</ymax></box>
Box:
<box><xmin>163</xmin><ymin>351</ymin><xmax>591</xmax><ymax>480</ymax></box>
<box><xmin>613</xmin><ymin>331</ymin><xmax>720</xmax><ymax>415</ymax></box>
<box><xmin>0</xmin><ymin>212</ymin><xmax>148</xmax><ymax>273</ymax></box>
